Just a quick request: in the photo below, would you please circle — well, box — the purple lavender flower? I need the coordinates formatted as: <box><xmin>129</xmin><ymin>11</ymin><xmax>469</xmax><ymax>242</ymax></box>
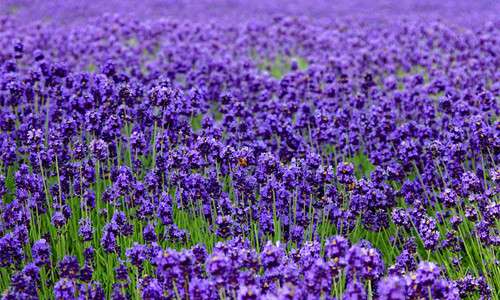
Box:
<box><xmin>237</xmin><ymin>285</ymin><xmax>261</xmax><ymax>300</ymax></box>
<box><xmin>337</xmin><ymin>162</ymin><xmax>356</xmax><ymax>188</ymax></box>
<box><xmin>378</xmin><ymin>276</ymin><xmax>408</xmax><ymax>300</ymax></box>
<box><xmin>417</xmin><ymin>216</ymin><xmax>440</xmax><ymax>250</ymax></box>
<box><xmin>139</xmin><ymin>276</ymin><xmax>163</xmax><ymax>300</ymax></box>
<box><xmin>115</xmin><ymin>261</ymin><xmax>129</xmax><ymax>282</ymax></box>
<box><xmin>79</xmin><ymin>263</ymin><xmax>93</xmax><ymax>283</ymax></box>
<box><xmin>58</xmin><ymin>256</ymin><xmax>80</xmax><ymax>279</ymax></box>
<box><xmin>89</xmin><ymin>139</ymin><xmax>109</xmax><ymax>161</ymax></box>
<box><xmin>215</xmin><ymin>215</ymin><xmax>234</xmax><ymax>238</ymax></box>
<box><xmin>51</xmin><ymin>211</ymin><xmax>67</xmax><ymax>228</ymax></box>
<box><xmin>143</xmin><ymin>223</ymin><xmax>157</xmax><ymax>243</ymax></box>
<box><xmin>54</xmin><ymin>278</ymin><xmax>76</xmax><ymax>300</ymax></box>
<box><xmin>78</xmin><ymin>218</ymin><xmax>93</xmax><ymax>241</ymax></box>
<box><xmin>206</xmin><ymin>252</ymin><xmax>231</xmax><ymax>286</ymax></box>
<box><xmin>126</xmin><ymin>243</ymin><xmax>148</xmax><ymax>270</ymax></box>
<box><xmin>415</xmin><ymin>262</ymin><xmax>441</xmax><ymax>290</ymax></box>
<box><xmin>189</xmin><ymin>278</ymin><xmax>217</xmax><ymax>300</ymax></box>
<box><xmin>343</xmin><ymin>281</ymin><xmax>367</xmax><ymax>300</ymax></box>
<box><xmin>32</xmin><ymin>239</ymin><xmax>51</xmax><ymax>266</ymax></box>
<box><xmin>83</xmin><ymin>246</ymin><xmax>95</xmax><ymax>264</ymax></box>
<box><xmin>346</xmin><ymin>243</ymin><xmax>384</xmax><ymax>281</ymax></box>
<box><xmin>261</xmin><ymin>242</ymin><xmax>285</xmax><ymax>270</ymax></box>
<box><xmin>101</xmin><ymin>224</ymin><xmax>118</xmax><ymax>253</ymax></box>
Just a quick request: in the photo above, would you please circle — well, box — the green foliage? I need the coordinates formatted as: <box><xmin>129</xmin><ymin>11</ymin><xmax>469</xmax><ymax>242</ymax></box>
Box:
<box><xmin>258</xmin><ymin>56</ymin><xmax>308</xmax><ymax>79</ymax></box>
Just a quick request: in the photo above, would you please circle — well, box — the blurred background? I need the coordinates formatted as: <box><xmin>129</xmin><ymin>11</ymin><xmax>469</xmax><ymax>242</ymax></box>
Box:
<box><xmin>2</xmin><ymin>0</ymin><xmax>499</xmax><ymax>25</ymax></box>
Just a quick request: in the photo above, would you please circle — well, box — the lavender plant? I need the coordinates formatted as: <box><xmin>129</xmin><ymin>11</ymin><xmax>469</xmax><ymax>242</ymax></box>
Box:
<box><xmin>0</xmin><ymin>1</ymin><xmax>499</xmax><ymax>299</ymax></box>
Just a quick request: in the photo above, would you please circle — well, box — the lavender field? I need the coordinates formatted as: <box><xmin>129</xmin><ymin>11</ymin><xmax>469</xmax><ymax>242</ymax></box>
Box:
<box><xmin>0</xmin><ymin>1</ymin><xmax>499</xmax><ymax>299</ymax></box>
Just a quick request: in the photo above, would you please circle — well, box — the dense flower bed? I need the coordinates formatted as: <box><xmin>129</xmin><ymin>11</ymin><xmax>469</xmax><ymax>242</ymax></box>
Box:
<box><xmin>0</xmin><ymin>1</ymin><xmax>499</xmax><ymax>299</ymax></box>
